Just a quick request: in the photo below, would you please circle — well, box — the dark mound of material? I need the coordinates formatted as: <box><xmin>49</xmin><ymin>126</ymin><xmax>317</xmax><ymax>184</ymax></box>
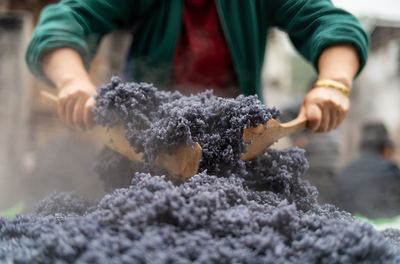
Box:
<box><xmin>34</xmin><ymin>191</ymin><xmax>96</xmax><ymax>216</ymax></box>
<box><xmin>381</xmin><ymin>229</ymin><xmax>400</xmax><ymax>249</ymax></box>
<box><xmin>1</xmin><ymin>77</ymin><xmax>399</xmax><ymax>263</ymax></box>
<box><xmin>2</xmin><ymin>151</ymin><xmax>399</xmax><ymax>263</ymax></box>
<box><xmin>94</xmin><ymin>76</ymin><xmax>279</xmax><ymax>176</ymax></box>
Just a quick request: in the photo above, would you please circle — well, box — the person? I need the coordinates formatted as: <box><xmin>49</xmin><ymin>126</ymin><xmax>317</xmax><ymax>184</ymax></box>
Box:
<box><xmin>26</xmin><ymin>0</ymin><xmax>368</xmax><ymax>134</ymax></box>
<box><xmin>335</xmin><ymin>122</ymin><xmax>400</xmax><ymax>219</ymax></box>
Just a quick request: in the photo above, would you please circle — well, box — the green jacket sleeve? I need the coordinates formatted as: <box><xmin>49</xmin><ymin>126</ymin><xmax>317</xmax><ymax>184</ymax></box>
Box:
<box><xmin>25</xmin><ymin>0</ymin><xmax>153</xmax><ymax>85</ymax></box>
<box><xmin>268</xmin><ymin>0</ymin><xmax>369</xmax><ymax>75</ymax></box>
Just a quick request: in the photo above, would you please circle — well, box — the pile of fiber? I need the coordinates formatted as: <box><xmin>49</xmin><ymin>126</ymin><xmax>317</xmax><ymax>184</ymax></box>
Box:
<box><xmin>1</xmin><ymin>77</ymin><xmax>399</xmax><ymax>263</ymax></box>
<box><xmin>94</xmin><ymin>76</ymin><xmax>279</xmax><ymax>177</ymax></box>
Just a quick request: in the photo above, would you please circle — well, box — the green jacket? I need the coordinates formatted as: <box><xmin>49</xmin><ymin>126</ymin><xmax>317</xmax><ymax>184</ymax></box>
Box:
<box><xmin>26</xmin><ymin>0</ymin><xmax>369</xmax><ymax>98</ymax></box>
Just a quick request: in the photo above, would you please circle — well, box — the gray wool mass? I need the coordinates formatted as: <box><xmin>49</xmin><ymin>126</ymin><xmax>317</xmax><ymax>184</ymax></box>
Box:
<box><xmin>0</xmin><ymin>77</ymin><xmax>399</xmax><ymax>264</ymax></box>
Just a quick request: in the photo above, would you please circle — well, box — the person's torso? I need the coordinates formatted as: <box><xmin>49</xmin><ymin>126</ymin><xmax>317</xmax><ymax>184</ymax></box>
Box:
<box><xmin>124</xmin><ymin>0</ymin><xmax>270</xmax><ymax>99</ymax></box>
<box><xmin>168</xmin><ymin>0</ymin><xmax>238</xmax><ymax>97</ymax></box>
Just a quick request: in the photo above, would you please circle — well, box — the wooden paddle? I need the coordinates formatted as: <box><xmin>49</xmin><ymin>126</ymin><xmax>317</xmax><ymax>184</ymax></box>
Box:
<box><xmin>40</xmin><ymin>91</ymin><xmax>202</xmax><ymax>181</ymax></box>
<box><xmin>241</xmin><ymin>117</ymin><xmax>308</xmax><ymax>161</ymax></box>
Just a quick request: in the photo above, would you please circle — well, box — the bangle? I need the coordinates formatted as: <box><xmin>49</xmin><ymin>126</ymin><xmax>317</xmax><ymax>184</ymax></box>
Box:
<box><xmin>314</xmin><ymin>80</ymin><xmax>350</xmax><ymax>96</ymax></box>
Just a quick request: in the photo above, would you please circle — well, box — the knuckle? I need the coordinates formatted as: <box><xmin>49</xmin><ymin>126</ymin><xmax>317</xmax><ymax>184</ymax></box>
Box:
<box><xmin>76</xmin><ymin>90</ymin><xmax>86</xmax><ymax>97</ymax></box>
<box><xmin>66</xmin><ymin>90</ymin><xmax>84</xmax><ymax>100</ymax></box>
<box><xmin>58</xmin><ymin>96</ymin><xmax>67</xmax><ymax>105</ymax></box>
<box><xmin>65</xmin><ymin>90</ymin><xmax>76</xmax><ymax>98</ymax></box>
<box><xmin>85</xmin><ymin>102</ymin><xmax>94</xmax><ymax>111</ymax></box>
<box><xmin>331</xmin><ymin>100</ymin><xmax>343</xmax><ymax>109</ymax></box>
<box><xmin>60</xmin><ymin>93</ymin><xmax>75</xmax><ymax>103</ymax></box>
<box><xmin>70</xmin><ymin>91</ymin><xmax>81</xmax><ymax>98</ymax></box>
<box><xmin>321</xmin><ymin>97</ymin><xmax>333</xmax><ymax>105</ymax></box>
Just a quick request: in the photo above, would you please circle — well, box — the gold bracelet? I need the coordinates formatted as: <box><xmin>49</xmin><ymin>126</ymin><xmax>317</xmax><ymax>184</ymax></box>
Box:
<box><xmin>314</xmin><ymin>80</ymin><xmax>350</xmax><ymax>96</ymax></box>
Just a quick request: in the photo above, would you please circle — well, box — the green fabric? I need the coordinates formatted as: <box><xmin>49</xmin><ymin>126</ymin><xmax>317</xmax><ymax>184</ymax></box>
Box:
<box><xmin>26</xmin><ymin>0</ymin><xmax>369</xmax><ymax>98</ymax></box>
<box><xmin>0</xmin><ymin>202</ymin><xmax>25</xmax><ymax>218</ymax></box>
<box><xmin>355</xmin><ymin>214</ymin><xmax>400</xmax><ymax>231</ymax></box>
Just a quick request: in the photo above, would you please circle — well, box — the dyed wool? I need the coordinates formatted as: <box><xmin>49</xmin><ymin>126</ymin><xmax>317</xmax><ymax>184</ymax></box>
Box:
<box><xmin>1</xmin><ymin>77</ymin><xmax>399</xmax><ymax>263</ymax></box>
<box><xmin>94</xmin><ymin>76</ymin><xmax>279</xmax><ymax>176</ymax></box>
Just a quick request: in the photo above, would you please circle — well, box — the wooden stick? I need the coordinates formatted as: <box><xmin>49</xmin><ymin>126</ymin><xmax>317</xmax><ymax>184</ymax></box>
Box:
<box><xmin>40</xmin><ymin>91</ymin><xmax>202</xmax><ymax>181</ymax></box>
<box><xmin>241</xmin><ymin>117</ymin><xmax>307</xmax><ymax>161</ymax></box>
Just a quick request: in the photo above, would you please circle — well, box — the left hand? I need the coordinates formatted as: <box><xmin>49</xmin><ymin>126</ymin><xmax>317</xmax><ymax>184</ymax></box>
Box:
<box><xmin>299</xmin><ymin>86</ymin><xmax>350</xmax><ymax>133</ymax></box>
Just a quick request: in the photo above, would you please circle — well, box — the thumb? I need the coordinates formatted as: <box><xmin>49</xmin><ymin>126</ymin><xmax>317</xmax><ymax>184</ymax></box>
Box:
<box><xmin>305</xmin><ymin>104</ymin><xmax>322</xmax><ymax>132</ymax></box>
<box><xmin>298</xmin><ymin>105</ymin><xmax>307</xmax><ymax>119</ymax></box>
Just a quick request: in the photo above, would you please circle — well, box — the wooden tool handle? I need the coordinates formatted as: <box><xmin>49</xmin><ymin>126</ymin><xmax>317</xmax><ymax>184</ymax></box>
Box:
<box><xmin>241</xmin><ymin>116</ymin><xmax>308</xmax><ymax>161</ymax></box>
<box><xmin>40</xmin><ymin>90</ymin><xmax>144</xmax><ymax>162</ymax></box>
<box><xmin>40</xmin><ymin>90</ymin><xmax>59</xmax><ymax>110</ymax></box>
<box><xmin>281</xmin><ymin>116</ymin><xmax>308</xmax><ymax>136</ymax></box>
<box><xmin>39</xmin><ymin>90</ymin><xmax>202</xmax><ymax>181</ymax></box>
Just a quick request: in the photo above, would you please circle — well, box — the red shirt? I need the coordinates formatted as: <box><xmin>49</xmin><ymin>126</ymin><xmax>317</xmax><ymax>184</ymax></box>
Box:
<box><xmin>169</xmin><ymin>0</ymin><xmax>238</xmax><ymax>97</ymax></box>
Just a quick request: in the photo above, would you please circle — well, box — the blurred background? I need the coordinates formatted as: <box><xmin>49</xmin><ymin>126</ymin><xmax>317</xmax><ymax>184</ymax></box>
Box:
<box><xmin>0</xmin><ymin>0</ymin><xmax>399</xmax><ymax>219</ymax></box>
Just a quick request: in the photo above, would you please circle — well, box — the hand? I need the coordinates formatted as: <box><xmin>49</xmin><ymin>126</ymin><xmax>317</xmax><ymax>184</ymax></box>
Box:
<box><xmin>41</xmin><ymin>48</ymin><xmax>97</xmax><ymax>130</ymax></box>
<box><xmin>57</xmin><ymin>79</ymin><xmax>97</xmax><ymax>130</ymax></box>
<box><xmin>299</xmin><ymin>86</ymin><xmax>350</xmax><ymax>133</ymax></box>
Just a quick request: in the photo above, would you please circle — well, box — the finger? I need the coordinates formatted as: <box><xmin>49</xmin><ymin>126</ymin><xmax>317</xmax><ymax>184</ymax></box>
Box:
<box><xmin>332</xmin><ymin>101</ymin><xmax>347</xmax><ymax>130</ymax></box>
<box><xmin>334</xmin><ymin>105</ymin><xmax>345</xmax><ymax>130</ymax></box>
<box><xmin>316</xmin><ymin>105</ymin><xmax>330</xmax><ymax>133</ymax></box>
<box><xmin>298</xmin><ymin>106</ymin><xmax>307</xmax><ymax>119</ymax></box>
<box><xmin>332</xmin><ymin>109</ymin><xmax>340</xmax><ymax>130</ymax></box>
<box><xmin>335</xmin><ymin>111</ymin><xmax>345</xmax><ymax>130</ymax></box>
<box><xmin>305</xmin><ymin>104</ymin><xmax>322</xmax><ymax>132</ymax></box>
<box><xmin>57</xmin><ymin>96</ymin><xmax>66</xmax><ymax>123</ymax></box>
<box><xmin>83</xmin><ymin>97</ymin><xmax>96</xmax><ymax>130</ymax></box>
<box><xmin>73</xmin><ymin>96</ymin><xmax>86</xmax><ymax>130</ymax></box>
<box><xmin>328</xmin><ymin>105</ymin><xmax>338</xmax><ymax>132</ymax></box>
<box><xmin>338</xmin><ymin>101</ymin><xmax>349</xmax><ymax>128</ymax></box>
<box><xmin>65</xmin><ymin>98</ymin><xmax>76</xmax><ymax>127</ymax></box>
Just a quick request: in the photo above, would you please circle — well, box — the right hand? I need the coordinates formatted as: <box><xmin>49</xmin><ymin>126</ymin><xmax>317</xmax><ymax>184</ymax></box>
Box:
<box><xmin>57</xmin><ymin>79</ymin><xmax>97</xmax><ymax>130</ymax></box>
<box><xmin>298</xmin><ymin>85</ymin><xmax>350</xmax><ymax>133</ymax></box>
